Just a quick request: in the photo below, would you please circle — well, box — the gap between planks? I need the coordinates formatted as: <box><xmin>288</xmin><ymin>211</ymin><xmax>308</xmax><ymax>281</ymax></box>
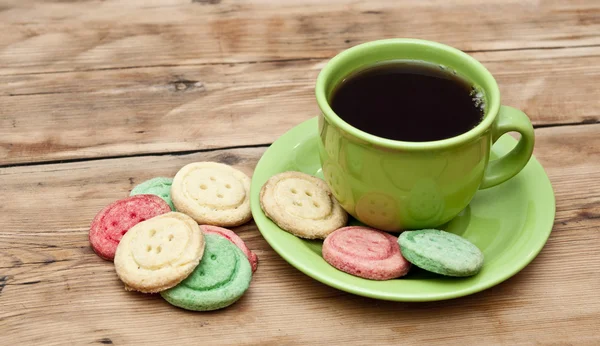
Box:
<box><xmin>2</xmin><ymin>43</ymin><xmax>600</xmax><ymax>78</ymax></box>
<box><xmin>1</xmin><ymin>120</ymin><xmax>599</xmax><ymax>170</ymax></box>
<box><xmin>0</xmin><ymin>143</ymin><xmax>273</xmax><ymax>169</ymax></box>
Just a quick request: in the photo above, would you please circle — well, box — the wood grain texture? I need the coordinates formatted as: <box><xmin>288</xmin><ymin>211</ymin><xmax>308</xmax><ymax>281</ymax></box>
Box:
<box><xmin>2</xmin><ymin>0</ymin><xmax>600</xmax><ymax>344</ymax></box>
<box><xmin>2</xmin><ymin>46</ymin><xmax>599</xmax><ymax>165</ymax></box>
<box><xmin>1</xmin><ymin>124</ymin><xmax>599</xmax><ymax>345</ymax></box>
<box><xmin>0</xmin><ymin>0</ymin><xmax>599</xmax><ymax>75</ymax></box>
<box><xmin>1</xmin><ymin>0</ymin><xmax>599</xmax><ymax>165</ymax></box>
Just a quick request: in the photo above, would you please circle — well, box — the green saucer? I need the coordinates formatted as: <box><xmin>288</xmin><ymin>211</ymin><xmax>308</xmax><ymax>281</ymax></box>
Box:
<box><xmin>250</xmin><ymin>117</ymin><xmax>555</xmax><ymax>301</ymax></box>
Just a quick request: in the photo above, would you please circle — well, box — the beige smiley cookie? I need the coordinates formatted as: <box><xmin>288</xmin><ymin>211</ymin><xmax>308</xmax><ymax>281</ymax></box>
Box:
<box><xmin>260</xmin><ymin>171</ymin><xmax>348</xmax><ymax>239</ymax></box>
<box><xmin>171</xmin><ymin>162</ymin><xmax>252</xmax><ymax>227</ymax></box>
<box><xmin>114</xmin><ymin>212</ymin><xmax>205</xmax><ymax>293</ymax></box>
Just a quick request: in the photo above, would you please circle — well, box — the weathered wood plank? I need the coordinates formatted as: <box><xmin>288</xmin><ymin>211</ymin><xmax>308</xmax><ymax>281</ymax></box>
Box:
<box><xmin>0</xmin><ymin>0</ymin><xmax>599</xmax><ymax>75</ymax></box>
<box><xmin>1</xmin><ymin>123</ymin><xmax>599</xmax><ymax>345</ymax></box>
<box><xmin>1</xmin><ymin>46</ymin><xmax>599</xmax><ymax>165</ymax></box>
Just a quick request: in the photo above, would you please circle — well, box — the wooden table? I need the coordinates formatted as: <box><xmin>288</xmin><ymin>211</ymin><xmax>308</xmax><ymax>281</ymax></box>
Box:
<box><xmin>1</xmin><ymin>0</ymin><xmax>599</xmax><ymax>344</ymax></box>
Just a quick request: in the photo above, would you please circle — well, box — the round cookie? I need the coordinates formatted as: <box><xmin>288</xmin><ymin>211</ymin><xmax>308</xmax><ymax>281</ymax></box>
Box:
<box><xmin>89</xmin><ymin>195</ymin><xmax>171</xmax><ymax>261</ymax></box>
<box><xmin>130</xmin><ymin>177</ymin><xmax>175</xmax><ymax>211</ymax></box>
<box><xmin>322</xmin><ymin>226</ymin><xmax>411</xmax><ymax>280</ymax></box>
<box><xmin>201</xmin><ymin>225</ymin><xmax>258</xmax><ymax>273</ymax></box>
<box><xmin>398</xmin><ymin>229</ymin><xmax>484</xmax><ymax>277</ymax></box>
<box><xmin>259</xmin><ymin>171</ymin><xmax>348</xmax><ymax>239</ymax></box>
<box><xmin>171</xmin><ymin>162</ymin><xmax>252</xmax><ymax>227</ymax></box>
<box><xmin>160</xmin><ymin>233</ymin><xmax>252</xmax><ymax>311</ymax></box>
<box><xmin>114</xmin><ymin>212</ymin><xmax>205</xmax><ymax>293</ymax></box>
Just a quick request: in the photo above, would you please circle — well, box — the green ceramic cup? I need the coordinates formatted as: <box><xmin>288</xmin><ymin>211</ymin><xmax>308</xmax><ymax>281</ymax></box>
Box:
<box><xmin>315</xmin><ymin>38</ymin><xmax>535</xmax><ymax>231</ymax></box>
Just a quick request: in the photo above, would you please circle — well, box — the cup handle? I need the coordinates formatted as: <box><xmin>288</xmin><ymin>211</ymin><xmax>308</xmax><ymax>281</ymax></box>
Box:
<box><xmin>480</xmin><ymin>105</ymin><xmax>535</xmax><ymax>189</ymax></box>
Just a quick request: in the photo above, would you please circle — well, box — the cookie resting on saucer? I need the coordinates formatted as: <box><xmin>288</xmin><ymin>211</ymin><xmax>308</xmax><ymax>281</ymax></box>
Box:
<box><xmin>398</xmin><ymin>229</ymin><xmax>484</xmax><ymax>277</ymax></box>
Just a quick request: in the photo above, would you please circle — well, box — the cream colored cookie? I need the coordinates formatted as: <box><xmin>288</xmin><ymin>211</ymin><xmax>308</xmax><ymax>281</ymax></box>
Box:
<box><xmin>114</xmin><ymin>212</ymin><xmax>205</xmax><ymax>293</ymax></box>
<box><xmin>259</xmin><ymin>171</ymin><xmax>348</xmax><ymax>239</ymax></box>
<box><xmin>171</xmin><ymin>162</ymin><xmax>252</xmax><ymax>227</ymax></box>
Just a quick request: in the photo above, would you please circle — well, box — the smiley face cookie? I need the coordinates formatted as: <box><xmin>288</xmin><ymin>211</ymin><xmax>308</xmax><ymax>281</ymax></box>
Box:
<box><xmin>201</xmin><ymin>225</ymin><xmax>258</xmax><ymax>273</ymax></box>
<box><xmin>398</xmin><ymin>229</ymin><xmax>484</xmax><ymax>277</ymax></box>
<box><xmin>89</xmin><ymin>194</ymin><xmax>172</xmax><ymax>261</ymax></box>
<box><xmin>171</xmin><ymin>162</ymin><xmax>252</xmax><ymax>227</ymax></box>
<box><xmin>323</xmin><ymin>226</ymin><xmax>411</xmax><ymax>280</ymax></box>
<box><xmin>130</xmin><ymin>177</ymin><xmax>175</xmax><ymax>211</ymax></box>
<box><xmin>160</xmin><ymin>233</ymin><xmax>252</xmax><ymax>311</ymax></box>
<box><xmin>114</xmin><ymin>212</ymin><xmax>205</xmax><ymax>293</ymax></box>
<box><xmin>259</xmin><ymin>171</ymin><xmax>348</xmax><ymax>239</ymax></box>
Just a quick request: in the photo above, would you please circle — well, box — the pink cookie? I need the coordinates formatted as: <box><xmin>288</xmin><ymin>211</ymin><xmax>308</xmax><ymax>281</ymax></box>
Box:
<box><xmin>322</xmin><ymin>226</ymin><xmax>411</xmax><ymax>280</ymax></box>
<box><xmin>89</xmin><ymin>195</ymin><xmax>171</xmax><ymax>261</ymax></box>
<box><xmin>200</xmin><ymin>225</ymin><xmax>259</xmax><ymax>273</ymax></box>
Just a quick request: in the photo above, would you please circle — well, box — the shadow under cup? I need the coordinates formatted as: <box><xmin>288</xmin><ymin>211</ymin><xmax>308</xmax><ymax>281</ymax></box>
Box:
<box><xmin>315</xmin><ymin>39</ymin><xmax>503</xmax><ymax>231</ymax></box>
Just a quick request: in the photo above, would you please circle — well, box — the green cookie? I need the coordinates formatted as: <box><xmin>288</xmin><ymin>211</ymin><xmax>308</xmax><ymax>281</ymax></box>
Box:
<box><xmin>161</xmin><ymin>233</ymin><xmax>252</xmax><ymax>311</ymax></box>
<box><xmin>130</xmin><ymin>177</ymin><xmax>175</xmax><ymax>211</ymax></box>
<box><xmin>398</xmin><ymin>229</ymin><xmax>484</xmax><ymax>277</ymax></box>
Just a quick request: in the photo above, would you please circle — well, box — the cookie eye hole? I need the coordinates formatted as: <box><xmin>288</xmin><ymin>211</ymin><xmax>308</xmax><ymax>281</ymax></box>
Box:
<box><xmin>156</xmin><ymin>246</ymin><xmax>162</xmax><ymax>254</ymax></box>
<box><xmin>291</xmin><ymin>188</ymin><xmax>297</xmax><ymax>194</ymax></box>
<box><xmin>147</xmin><ymin>245</ymin><xmax>152</xmax><ymax>252</ymax></box>
<box><xmin>130</xmin><ymin>213</ymin><xmax>137</xmax><ymax>219</ymax></box>
<box><xmin>200</xmin><ymin>184</ymin><xmax>207</xmax><ymax>190</ymax></box>
<box><xmin>313</xmin><ymin>202</ymin><xmax>320</xmax><ymax>208</ymax></box>
<box><xmin>168</xmin><ymin>234</ymin><xmax>174</xmax><ymax>241</ymax></box>
<box><xmin>225</xmin><ymin>184</ymin><xmax>231</xmax><ymax>189</ymax></box>
<box><xmin>217</xmin><ymin>193</ymin><xmax>224</xmax><ymax>198</ymax></box>
<box><xmin>210</xmin><ymin>176</ymin><xmax>216</xmax><ymax>181</ymax></box>
<box><xmin>199</xmin><ymin>271</ymin><xmax>204</xmax><ymax>276</ymax></box>
<box><xmin>293</xmin><ymin>201</ymin><xmax>303</xmax><ymax>207</ymax></box>
<box><xmin>111</xmin><ymin>221</ymin><xmax>118</xmax><ymax>227</ymax></box>
<box><xmin>210</xmin><ymin>254</ymin><xmax>217</xmax><ymax>261</ymax></box>
<box><xmin>150</xmin><ymin>229</ymin><xmax>156</xmax><ymax>237</ymax></box>
<box><xmin>305</xmin><ymin>191</ymin><xmax>313</xmax><ymax>197</ymax></box>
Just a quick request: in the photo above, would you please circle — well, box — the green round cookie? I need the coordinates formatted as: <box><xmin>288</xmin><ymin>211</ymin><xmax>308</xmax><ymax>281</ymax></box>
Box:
<box><xmin>130</xmin><ymin>177</ymin><xmax>175</xmax><ymax>211</ymax></box>
<box><xmin>398</xmin><ymin>229</ymin><xmax>484</xmax><ymax>277</ymax></box>
<box><xmin>160</xmin><ymin>233</ymin><xmax>252</xmax><ymax>311</ymax></box>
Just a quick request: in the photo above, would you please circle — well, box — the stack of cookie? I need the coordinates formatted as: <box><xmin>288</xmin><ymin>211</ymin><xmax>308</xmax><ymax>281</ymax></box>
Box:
<box><xmin>259</xmin><ymin>171</ymin><xmax>484</xmax><ymax>280</ymax></box>
<box><xmin>89</xmin><ymin>162</ymin><xmax>258</xmax><ymax>311</ymax></box>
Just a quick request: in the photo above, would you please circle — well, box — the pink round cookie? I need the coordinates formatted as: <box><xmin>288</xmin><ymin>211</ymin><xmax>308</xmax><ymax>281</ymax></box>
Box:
<box><xmin>200</xmin><ymin>225</ymin><xmax>259</xmax><ymax>273</ymax></box>
<box><xmin>89</xmin><ymin>194</ymin><xmax>171</xmax><ymax>261</ymax></box>
<box><xmin>322</xmin><ymin>226</ymin><xmax>411</xmax><ymax>280</ymax></box>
